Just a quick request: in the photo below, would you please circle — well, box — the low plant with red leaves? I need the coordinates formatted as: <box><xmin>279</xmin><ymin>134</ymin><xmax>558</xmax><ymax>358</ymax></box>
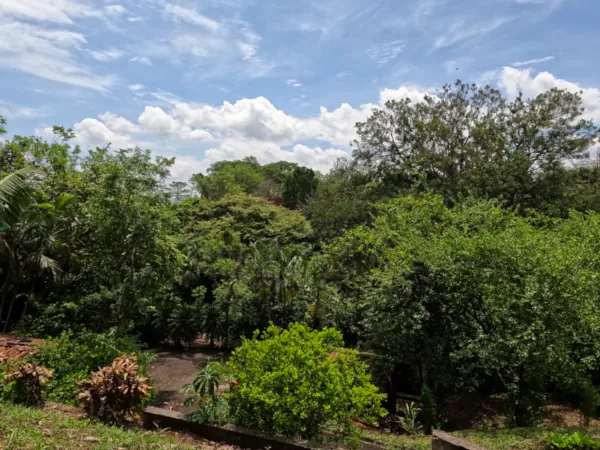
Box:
<box><xmin>76</xmin><ymin>354</ymin><xmax>152</xmax><ymax>424</ymax></box>
<box><xmin>1</xmin><ymin>359</ymin><xmax>53</xmax><ymax>406</ymax></box>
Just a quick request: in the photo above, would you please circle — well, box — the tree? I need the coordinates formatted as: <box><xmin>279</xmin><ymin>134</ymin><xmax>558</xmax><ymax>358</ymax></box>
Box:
<box><xmin>326</xmin><ymin>194</ymin><xmax>600</xmax><ymax>423</ymax></box>
<box><xmin>282</xmin><ymin>166</ymin><xmax>318</xmax><ymax>209</ymax></box>
<box><xmin>353</xmin><ymin>81</ymin><xmax>599</xmax><ymax>212</ymax></box>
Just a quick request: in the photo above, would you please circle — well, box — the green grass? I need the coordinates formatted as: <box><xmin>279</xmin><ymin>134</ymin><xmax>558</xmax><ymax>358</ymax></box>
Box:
<box><xmin>358</xmin><ymin>425</ymin><xmax>600</xmax><ymax>450</ymax></box>
<box><xmin>0</xmin><ymin>403</ymin><xmax>200</xmax><ymax>449</ymax></box>
<box><xmin>456</xmin><ymin>426</ymin><xmax>600</xmax><ymax>450</ymax></box>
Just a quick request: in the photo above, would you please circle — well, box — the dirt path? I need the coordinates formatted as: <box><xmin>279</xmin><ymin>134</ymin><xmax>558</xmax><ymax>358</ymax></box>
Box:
<box><xmin>148</xmin><ymin>348</ymin><xmax>229</xmax><ymax>413</ymax></box>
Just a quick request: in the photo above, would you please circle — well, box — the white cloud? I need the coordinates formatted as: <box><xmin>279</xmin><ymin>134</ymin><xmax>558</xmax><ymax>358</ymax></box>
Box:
<box><xmin>513</xmin><ymin>56</ymin><xmax>554</xmax><ymax>67</ymax></box>
<box><xmin>366</xmin><ymin>40</ymin><xmax>405</xmax><ymax>66</ymax></box>
<box><xmin>98</xmin><ymin>112</ymin><xmax>138</xmax><ymax>134</ymax></box>
<box><xmin>0</xmin><ymin>20</ymin><xmax>113</xmax><ymax>91</ymax></box>
<box><xmin>0</xmin><ymin>0</ymin><xmax>100</xmax><ymax>24</ymax></box>
<box><xmin>434</xmin><ymin>17</ymin><xmax>512</xmax><ymax>48</ymax></box>
<box><xmin>105</xmin><ymin>4</ymin><xmax>126</xmax><ymax>15</ymax></box>
<box><xmin>130</xmin><ymin>55</ymin><xmax>153</xmax><ymax>65</ymax></box>
<box><xmin>139</xmin><ymin>106</ymin><xmax>215</xmax><ymax>141</ymax></box>
<box><xmin>128</xmin><ymin>84</ymin><xmax>145</xmax><ymax>92</ymax></box>
<box><xmin>0</xmin><ymin>101</ymin><xmax>43</xmax><ymax>119</ymax></box>
<box><xmin>163</xmin><ymin>3</ymin><xmax>219</xmax><ymax>32</ymax></box>
<box><xmin>499</xmin><ymin>67</ymin><xmax>600</xmax><ymax>121</ymax></box>
<box><xmin>89</xmin><ymin>48</ymin><xmax>125</xmax><ymax>61</ymax></box>
<box><xmin>380</xmin><ymin>86</ymin><xmax>431</xmax><ymax>104</ymax></box>
<box><xmin>286</xmin><ymin>79</ymin><xmax>302</xmax><ymax>87</ymax></box>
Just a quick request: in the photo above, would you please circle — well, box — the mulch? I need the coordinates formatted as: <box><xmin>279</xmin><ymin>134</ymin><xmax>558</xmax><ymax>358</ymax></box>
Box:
<box><xmin>0</xmin><ymin>334</ymin><xmax>41</xmax><ymax>360</ymax></box>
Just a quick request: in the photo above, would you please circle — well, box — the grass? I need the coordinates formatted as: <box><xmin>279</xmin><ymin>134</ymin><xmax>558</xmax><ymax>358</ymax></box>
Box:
<box><xmin>457</xmin><ymin>426</ymin><xmax>600</xmax><ymax>450</ymax></box>
<box><xmin>358</xmin><ymin>425</ymin><xmax>600</xmax><ymax>450</ymax></box>
<box><xmin>0</xmin><ymin>403</ymin><xmax>201</xmax><ymax>449</ymax></box>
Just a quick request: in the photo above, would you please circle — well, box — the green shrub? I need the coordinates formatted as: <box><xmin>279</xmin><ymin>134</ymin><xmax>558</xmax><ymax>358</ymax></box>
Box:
<box><xmin>226</xmin><ymin>323</ymin><xmax>387</xmax><ymax>441</ymax></box>
<box><xmin>548</xmin><ymin>432</ymin><xmax>600</xmax><ymax>449</ymax></box>
<box><xmin>182</xmin><ymin>362</ymin><xmax>229</xmax><ymax>425</ymax></box>
<box><xmin>76</xmin><ymin>354</ymin><xmax>152</xmax><ymax>425</ymax></box>
<box><xmin>420</xmin><ymin>385</ymin><xmax>437</xmax><ymax>434</ymax></box>
<box><xmin>1</xmin><ymin>359</ymin><xmax>53</xmax><ymax>406</ymax></box>
<box><xmin>30</xmin><ymin>330</ymin><xmax>154</xmax><ymax>405</ymax></box>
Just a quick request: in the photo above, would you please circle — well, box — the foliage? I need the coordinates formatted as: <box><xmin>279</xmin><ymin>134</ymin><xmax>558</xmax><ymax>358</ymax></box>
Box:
<box><xmin>76</xmin><ymin>354</ymin><xmax>152</xmax><ymax>425</ymax></box>
<box><xmin>398</xmin><ymin>403</ymin><xmax>423</xmax><ymax>436</ymax></box>
<box><xmin>1</xmin><ymin>359</ymin><xmax>53</xmax><ymax>406</ymax></box>
<box><xmin>420</xmin><ymin>385</ymin><xmax>437</xmax><ymax>434</ymax></box>
<box><xmin>30</xmin><ymin>331</ymin><xmax>153</xmax><ymax>405</ymax></box>
<box><xmin>547</xmin><ymin>432</ymin><xmax>600</xmax><ymax>449</ymax></box>
<box><xmin>327</xmin><ymin>194</ymin><xmax>600</xmax><ymax>424</ymax></box>
<box><xmin>282</xmin><ymin>166</ymin><xmax>318</xmax><ymax>209</ymax></box>
<box><xmin>353</xmin><ymin>81</ymin><xmax>599</xmax><ymax>213</ymax></box>
<box><xmin>182</xmin><ymin>362</ymin><xmax>229</xmax><ymax>424</ymax></box>
<box><xmin>226</xmin><ymin>323</ymin><xmax>387</xmax><ymax>440</ymax></box>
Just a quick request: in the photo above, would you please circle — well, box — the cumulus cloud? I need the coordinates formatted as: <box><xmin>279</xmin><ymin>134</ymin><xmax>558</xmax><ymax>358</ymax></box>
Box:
<box><xmin>499</xmin><ymin>67</ymin><xmax>600</xmax><ymax>121</ymax></box>
<box><xmin>380</xmin><ymin>86</ymin><xmax>431</xmax><ymax>104</ymax></box>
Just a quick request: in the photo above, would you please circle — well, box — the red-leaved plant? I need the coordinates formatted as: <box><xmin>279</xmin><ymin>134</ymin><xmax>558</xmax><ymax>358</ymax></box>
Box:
<box><xmin>76</xmin><ymin>354</ymin><xmax>151</xmax><ymax>424</ymax></box>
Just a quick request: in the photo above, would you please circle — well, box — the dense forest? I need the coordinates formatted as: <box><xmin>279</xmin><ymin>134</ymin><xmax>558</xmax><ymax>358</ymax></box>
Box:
<box><xmin>2</xmin><ymin>81</ymin><xmax>600</xmax><ymax>428</ymax></box>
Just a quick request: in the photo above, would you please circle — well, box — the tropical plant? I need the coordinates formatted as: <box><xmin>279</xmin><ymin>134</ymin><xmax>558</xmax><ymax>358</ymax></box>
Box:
<box><xmin>0</xmin><ymin>167</ymin><xmax>38</xmax><ymax>229</ymax></box>
<box><xmin>398</xmin><ymin>402</ymin><xmax>423</xmax><ymax>436</ymax></box>
<box><xmin>76</xmin><ymin>354</ymin><xmax>152</xmax><ymax>425</ymax></box>
<box><xmin>1</xmin><ymin>359</ymin><xmax>53</xmax><ymax>406</ymax></box>
<box><xmin>182</xmin><ymin>362</ymin><xmax>229</xmax><ymax>424</ymax></box>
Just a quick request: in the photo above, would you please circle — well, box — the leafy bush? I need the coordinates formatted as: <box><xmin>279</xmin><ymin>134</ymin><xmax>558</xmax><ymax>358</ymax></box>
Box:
<box><xmin>548</xmin><ymin>432</ymin><xmax>600</xmax><ymax>449</ymax></box>
<box><xmin>182</xmin><ymin>362</ymin><xmax>229</xmax><ymax>424</ymax></box>
<box><xmin>30</xmin><ymin>331</ymin><xmax>154</xmax><ymax>405</ymax></box>
<box><xmin>398</xmin><ymin>402</ymin><xmax>423</xmax><ymax>436</ymax></box>
<box><xmin>420</xmin><ymin>385</ymin><xmax>437</xmax><ymax>434</ymax></box>
<box><xmin>1</xmin><ymin>359</ymin><xmax>53</xmax><ymax>406</ymax></box>
<box><xmin>76</xmin><ymin>354</ymin><xmax>152</xmax><ymax>424</ymax></box>
<box><xmin>226</xmin><ymin>323</ymin><xmax>386</xmax><ymax>441</ymax></box>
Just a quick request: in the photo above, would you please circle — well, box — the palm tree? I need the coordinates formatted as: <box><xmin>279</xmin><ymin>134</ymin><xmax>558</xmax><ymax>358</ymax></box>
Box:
<box><xmin>0</xmin><ymin>167</ymin><xmax>38</xmax><ymax>230</ymax></box>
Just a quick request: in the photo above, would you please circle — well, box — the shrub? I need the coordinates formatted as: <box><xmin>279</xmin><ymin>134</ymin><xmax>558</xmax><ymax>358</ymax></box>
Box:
<box><xmin>182</xmin><ymin>362</ymin><xmax>229</xmax><ymax>424</ymax></box>
<box><xmin>1</xmin><ymin>359</ymin><xmax>53</xmax><ymax>406</ymax></box>
<box><xmin>31</xmin><ymin>330</ymin><xmax>154</xmax><ymax>405</ymax></box>
<box><xmin>76</xmin><ymin>354</ymin><xmax>152</xmax><ymax>425</ymax></box>
<box><xmin>548</xmin><ymin>432</ymin><xmax>600</xmax><ymax>449</ymax></box>
<box><xmin>226</xmin><ymin>323</ymin><xmax>387</xmax><ymax>441</ymax></box>
<box><xmin>420</xmin><ymin>386</ymin><xmax>437</xmax><ymax>434</ymax></box>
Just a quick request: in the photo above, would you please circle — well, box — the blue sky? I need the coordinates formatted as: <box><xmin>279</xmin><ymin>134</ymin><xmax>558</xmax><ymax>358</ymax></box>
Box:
<box><xmin>0</xmin><ymin>0</ymin><xmax>599</xmax><ymax>179</ymax></box>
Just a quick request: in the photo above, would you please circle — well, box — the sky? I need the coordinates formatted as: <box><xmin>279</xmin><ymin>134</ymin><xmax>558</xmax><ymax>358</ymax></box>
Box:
<box><xmin>0</xmin><ymin>0</ymin><xmax>599</xmax><ymax>180</ymax></box>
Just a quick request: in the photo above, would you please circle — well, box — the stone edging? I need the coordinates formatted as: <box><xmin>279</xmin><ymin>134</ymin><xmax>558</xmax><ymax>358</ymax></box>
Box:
<box><xmin>432</xmin><ymin>431</ymin><xmax>488</xmax><ymax>450</ymax></box>
<box><xmin>142</xmin><ymin>406</ymin><xmax>384</xmax><ymax>450</ymax></box>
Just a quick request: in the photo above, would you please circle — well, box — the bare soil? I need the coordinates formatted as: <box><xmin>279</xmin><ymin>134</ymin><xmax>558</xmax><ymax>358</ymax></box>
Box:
<box><xmin>148</xmin><ymin>347</ymin><xmax>229</xmax><ymax>413</ymax></box>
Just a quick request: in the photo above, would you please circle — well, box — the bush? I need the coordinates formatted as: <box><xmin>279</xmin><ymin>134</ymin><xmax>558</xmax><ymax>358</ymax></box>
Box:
<box><xmin>31</xmin><ymin>331</ymin><xmax>154</xmax><ymax>405</ymax></box>
<box><xmin>548</xmin><ymin>432</ymin><xmax>600</xmax><ymax>449</ymax></box>
<box><xmin>1</xmin><ymin>359</ymin><xmax>53</xmax><ymax>406</ymax></box>
<box><xmin>76</xmin><ymin>354</ymin><xmax>152</xmax><ymax>424</ymax></box>
<box><xmin>182</xmin><ymin>362</ymin><xmax>229</xmax><ymax>424</ymax></box>
<box><xmin>420</xmin><ymin>386</ymin><xmax>437</xmax><ymax>434</ymax></box>
<box><xmin>227</xmin><ymin>323</ymin><xmax>387</xmax><ymax>441</ymax></box>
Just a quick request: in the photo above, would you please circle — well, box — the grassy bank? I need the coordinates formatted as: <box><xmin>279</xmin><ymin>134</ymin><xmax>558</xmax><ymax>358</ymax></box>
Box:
<box><xmin>0</xmin><ymin>403</ymin><xmax>200</xmax><ymax>449</ymax></box>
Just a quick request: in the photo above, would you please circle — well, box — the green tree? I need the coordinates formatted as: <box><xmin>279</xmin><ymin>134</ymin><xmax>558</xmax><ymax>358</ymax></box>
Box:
<box><xmin>353</xmin><ymin>81</ymin><xmax>599</xmax><ymax>212</ymax></box>
<box><xmin>283</xmin><ymin>166</ymin><xmax>318</xmax><ymax>209</ymax></box>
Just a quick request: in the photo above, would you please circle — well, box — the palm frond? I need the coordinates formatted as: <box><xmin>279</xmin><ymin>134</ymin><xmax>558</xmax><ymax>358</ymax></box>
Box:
<box><xmin>0</xmin><ymin>168</ymin><xmax>39</xmax><ymax>227</ymax></box>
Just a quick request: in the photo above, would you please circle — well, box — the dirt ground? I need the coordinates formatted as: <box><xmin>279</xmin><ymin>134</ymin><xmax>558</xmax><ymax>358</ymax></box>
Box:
<box><xmin>148</xmin><ymin>347</ymin><xmax>229</xmax><ymax>413</ymax></box>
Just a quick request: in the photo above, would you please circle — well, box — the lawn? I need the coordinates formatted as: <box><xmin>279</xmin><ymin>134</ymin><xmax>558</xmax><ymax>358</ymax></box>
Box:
<box><xmin>0</xmin><ymin>403</ymin><xmax>202</xmax><ymax>449</ymax></box>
